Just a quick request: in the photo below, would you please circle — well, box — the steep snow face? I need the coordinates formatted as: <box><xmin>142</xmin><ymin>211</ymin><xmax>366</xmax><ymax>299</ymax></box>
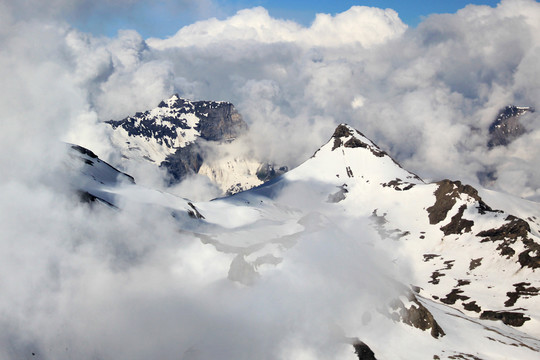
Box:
<box><xmin>106</xmin><ymin>94</ymin><xmax>246</xmax><ymax>164</ymax></box>
<box><xmin>66</xmin><ymin>143</ymin><xmax>199</xmax><ymax>218</ymax></box>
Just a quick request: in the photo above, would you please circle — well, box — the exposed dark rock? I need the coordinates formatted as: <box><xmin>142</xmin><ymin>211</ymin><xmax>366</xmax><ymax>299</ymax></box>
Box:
<box><xmin>463</xmin><ymin>301</ymin><xmax>482</xmax><ymax>313</ymax></box>
<box><xmin>518</xmin><ymin>238</ymin><xmax>540</xmax><ymax>269</ymax></box>
<box><xmin>389</xmin><ymin>289</ymin><xmax>445</xmax><ymax>338</ymax></box>
<box><xmin>69</xmin><ymin>143</ymin><xmax>136</xmax><ymax>184</ymax></box>
<box><xmin>427</xmin><ymin>180</ymin><xmax>494</xmax><ymax>225</ymax></box>
<box><xmin>423</xmin><ymin>254</ymin><xmax>440</xmax><ymax>262</ymax></box>
<box><xmin>256</xmin><ymin>163</ymin><xmax>288</xmax><ymax>182</ymax></box>
<box><xmin>443</xmin><ymin>260</ymin><xmax>455</xmax><ymax>270</ymax></box>
<box><xmin>344</xmin><ymin>137</ymin><xmax>368</xmax><ymax>149</ymax></box>
<box><xmin>225</xmin><ymin>183</ymin><xmax>246</xmax><ymax>196</ymax></box>
<box><xmin>187</xmin><ymin>202</ymin><xmax>205</xmax><ymax>219</ymax></box>
<box><xmin>480</xmin><ymin>310</ymin><xmax>531</xmax><ymax>327</ymax></box>
<box><xmin>160</xmin><ymin>143</ymin><xmax>204</xmax><ymax>184</ymax></box>
<box><xmin>381</xmin><ymin>178</ymin><xmax>416</xmax><ymax>191</ymax></box>
<box><xmin>429</xmin><ymin>271</ymin><xmax>445</xmax><ymax>285</ymax></box>
<box><xmin>469</xmin><ymin>258</ymin><xmax>482</xmax><ymax>271</ymax></box>
<box><xmin>106</xmin><ymin>95</ymin><xmax>249</xmax><ymax>185</ymax></box>
<box><xmin>195</xmin><ymin>102</ymin><xmax>247</xmax><ymax>141</ymax></box>
<box><xmin>505</xmin><ymin>282</ymin><xmax>539</xmax><ymax>307</ymax></box>
<box><xmin>440</xmin><ymin>288</ymin><xmax>470</xmax><ymax>305</ymax></box>
<box><xmin>329</xmin><ymin>124</ymin><xmax>423</xmax><ymax>181</ymax></box>
<box><xmin>477</xmin><ymin>215</ymin><xmax>530</xmax><ymax>241</ymax></box>
<box><xmin>447</xmin><ymin>353</ymin><xmax>483</xmax><ymax>360</ymax></box>
<box><xmin>332</xmin><ymin>124</ymin><xmax>353</xmax><ymax>138</ymax></box>
<box><xmin>476</xmin><ymin>215</ymin><xmax>540</xmax><ymax>266</ymax></box>
<box><xmin>353</xmin><ymin>341</ymin><xmax>377</xmax><ymax>360</ymax></box>
<box><xmin>106</xmin><ymin>95</ymin><xmax>247</xmax><ymax>144</ymax></box>
<box><xmin>440</xmin><ymin>205</ymin><xmax>474</xmax><ymax>235</ymax></box>
<box><xmin>71</xmin><ymin>144</ymin><xmax>98</xmax><ymax>159</ymax></box>
<box><xmin>488</xmin><ymin>106</ymin><xmax>534</xmax><ymax>148</ymax></box>
<box><xmin>332</xmin><ymin>137</ymin><xmax>343</xmax><ymax>150</ymax></box>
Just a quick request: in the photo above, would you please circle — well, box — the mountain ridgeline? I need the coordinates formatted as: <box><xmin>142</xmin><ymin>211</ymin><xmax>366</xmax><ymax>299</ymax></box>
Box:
<box><xmin>105</xmin><ymin>94</ymin><xmax>286</xmax><ymax>194</ymax></box>
<box><xmin>70</xmin><ymin>118</ymin><xmax>540</xmax><ymax>359</ymax></box>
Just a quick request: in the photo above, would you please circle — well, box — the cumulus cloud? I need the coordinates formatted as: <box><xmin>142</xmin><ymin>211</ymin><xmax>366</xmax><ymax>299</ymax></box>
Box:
<box><xmin>2</xmin><ymin>0</ymin><xmax>540</xmax><ymax>358</ymax></box>
<box><xmin>148</xmin><ymin>6</ymin><xmax>407</xmax><ymax>49</ymax></box>
<box><xmin>145</xmin><ymin>0</ymin><xmax>540</xmax><ymax>198</ymax></box>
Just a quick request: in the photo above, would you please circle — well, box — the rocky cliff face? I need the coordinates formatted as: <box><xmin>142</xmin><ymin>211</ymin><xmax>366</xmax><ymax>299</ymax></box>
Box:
<box><xmin>488</xmin><ymin>105</ymin><xmax>534</xmax><ymax>148</ymax></box>
<box><xmin>106</xmin><ymin>94</ymin><xmax>247</xmax><ymax>164</ymax></box>
<box><xmin>105</xmin><ymin>94</ymin><xmax>283</xmax><ymax>193</ymax></box>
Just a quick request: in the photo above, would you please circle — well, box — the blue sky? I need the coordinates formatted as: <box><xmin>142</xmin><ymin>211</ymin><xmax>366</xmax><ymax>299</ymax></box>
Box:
<box><xmin>72</xmin><ymin>0</ymin><xmax>503</xmax><ymax>39</ymax></box>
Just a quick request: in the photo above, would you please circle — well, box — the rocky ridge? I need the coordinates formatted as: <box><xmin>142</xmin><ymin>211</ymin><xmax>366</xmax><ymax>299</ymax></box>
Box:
<box><xmin>106</xmin><ymin>94</ymin><xmax>284</xmax><ymax>194</ymax></box>
<box><xmin>488</xmin><ymin>105</ymin><xmax>535</xmax><ymax>148</ymax></box>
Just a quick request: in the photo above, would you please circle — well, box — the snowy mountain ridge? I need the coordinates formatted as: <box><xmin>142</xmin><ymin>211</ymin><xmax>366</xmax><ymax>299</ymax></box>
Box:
<box><xmin>105</xmin><ymin>94</ymin><xmax>285</xmax><ymax>194</ymax></box>
<box><xmin>106</xmin><ymin>94</ymin><xmax>246</xmax><ymax>164</ymax></box>
<box><xmin>70</xmin><ymin>123</ymin><xmax>540</xmax><ymax>359</ymax></box>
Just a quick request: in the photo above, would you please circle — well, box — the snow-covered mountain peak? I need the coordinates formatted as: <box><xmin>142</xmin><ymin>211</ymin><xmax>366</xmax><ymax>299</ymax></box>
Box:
<box><xmin>63</xmin><ymin>126</ymin><xmax>540</xmax><ymax>358</ymax></box>
<box><xmin>106</xmin><ymin>94</ymin><xmax>246</xmax><ymax>165</ymax></box>
<box><xmin>330</xmin><ymin>123</ymin><xmax>381</xmax><ymax>152</ymax></box>
<box><xmin>286</xmin><ymin>124</ymin><xmax>422</xmax><ymax>187</ymax></box>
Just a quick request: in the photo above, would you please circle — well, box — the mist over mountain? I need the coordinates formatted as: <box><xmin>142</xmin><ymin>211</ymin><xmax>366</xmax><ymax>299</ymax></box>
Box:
<box><xmin>488</xmin><ymin>105</ymin><xmax>535</xmax><ymax>148</ymax></box>
<box><xmin>104</xmin><ymin>94</ymin><xmax>286</xmax><ymax>194</ymax></box>
<box><xmin>2</xmin><ymin>0</ymin><xmax>540</xmax><ymax>359</ymax></box>
<box><xmin>58</xmin><ymin>123</ymin><xmax>540</xmax><ymax>359</ymax></box>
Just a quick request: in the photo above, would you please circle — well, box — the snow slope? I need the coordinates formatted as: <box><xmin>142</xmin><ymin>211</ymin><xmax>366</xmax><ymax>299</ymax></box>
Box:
<box><xmin>68</xmin><ymin>124</ymin><xmax>540</xmax><ymax>359</ymax></box>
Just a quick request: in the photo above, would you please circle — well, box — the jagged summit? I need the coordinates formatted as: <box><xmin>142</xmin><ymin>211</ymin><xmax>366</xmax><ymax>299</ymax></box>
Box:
<box><xmin>287</xmin><ymin>124</ymin><xmax>422</xmax><ymax>187</ymax></box>
<box><xmin>158</xmin><ymin>93</ymin><xmax>226</xmax><ymax>109</ymax></box>
<box><xmin>105</xmin><ymin>94</ymin><xmax>283</xmax><ymax>194</ymax></box>
<box><xmin>106</xmin><ymin>94</ymin><xmax>247</xmax><ymax>164</ymax></box>
<box><xmin>331</xmin><ymin>124</ymin><xmax>398</xmax><ymax>158</ymax></box>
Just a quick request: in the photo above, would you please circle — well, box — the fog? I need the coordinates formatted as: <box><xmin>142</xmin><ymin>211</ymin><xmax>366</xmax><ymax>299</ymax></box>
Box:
<box><xmin>1</xmin><ymin>0</ymin><xmax>540</xmax><ymax>358</ymax></box>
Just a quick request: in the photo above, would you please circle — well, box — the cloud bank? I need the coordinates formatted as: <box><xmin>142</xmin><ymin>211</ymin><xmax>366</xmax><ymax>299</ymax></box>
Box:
<box><xmin>1</xmin><ymin>0</ymin><xmax>540</xmax><ymax>358</ymax></box>
<box><xmin>6</xmin><ymin>0</ymin><xmax>537</xmax><ymax>199</ymax></box>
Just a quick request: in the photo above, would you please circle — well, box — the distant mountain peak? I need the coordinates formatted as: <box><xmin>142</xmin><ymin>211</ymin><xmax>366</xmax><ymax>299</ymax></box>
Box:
<box><xmin>488</xmin><ymin>105</ymin><xmax>535</xmax><ymax>148</ymax></box>
<box><xmin>289</xmin><ymin>124</ymin><xmax>422</xmax><ymax>186</ymax></box>
<box><xmin>106</xmin><ymin>94</ymin><xmax>246</xmax><ymax>164</ymax></box>
<box><xmin>105</xmin><ymin>95</ymin><xmax>282</xmax><ymax>194</ymax></box>
<box><xmin>157</xmin><ymin>93</ymin><xmax>182</xmax><ymax>108</ymax></box>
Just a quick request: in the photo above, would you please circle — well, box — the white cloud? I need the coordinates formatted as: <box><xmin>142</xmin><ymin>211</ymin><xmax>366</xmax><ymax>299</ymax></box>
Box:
<box><xmin>143</xmin><ymin>0</ymin><xmax>540</xmax><ymax>198</ymax></box>
<box><xmin>148</xmin><ymin>6</ymin><xmax>407</xmax><ymax>49</ymax></box>
<box><xmin>2</xmin><ymin>1</ymin><xmax>540</xmax><ymax>358</ymax></box>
